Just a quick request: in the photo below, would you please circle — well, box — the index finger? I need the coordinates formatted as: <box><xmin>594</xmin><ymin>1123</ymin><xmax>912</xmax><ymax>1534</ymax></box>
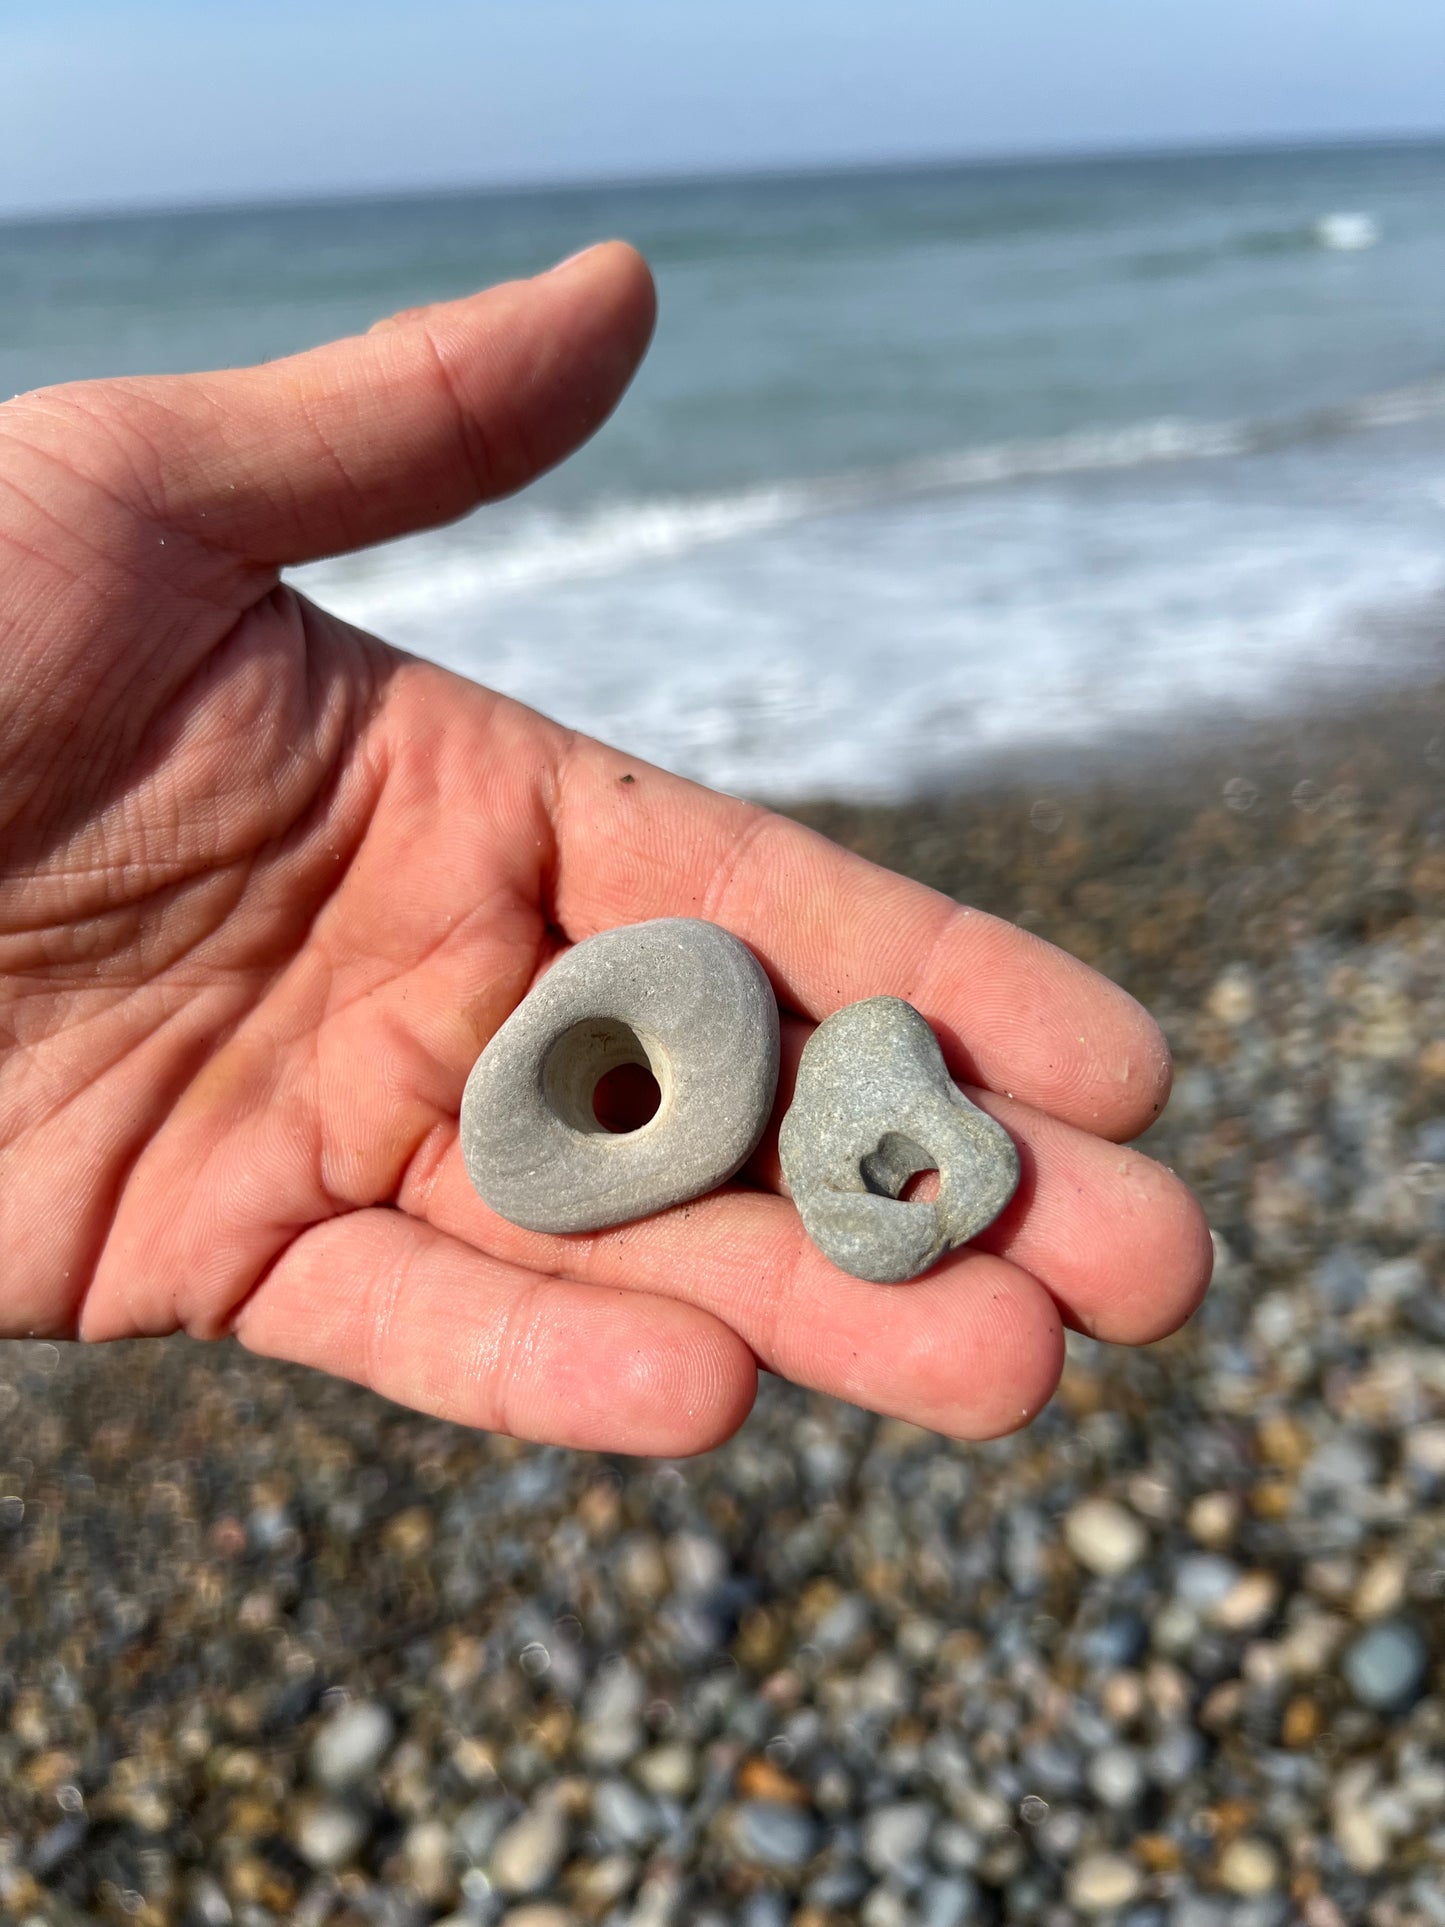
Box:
<box><xmin>548</xmin><ymin>731</ymin><xmax>1171</xmax><ymax>1142</ymax></box>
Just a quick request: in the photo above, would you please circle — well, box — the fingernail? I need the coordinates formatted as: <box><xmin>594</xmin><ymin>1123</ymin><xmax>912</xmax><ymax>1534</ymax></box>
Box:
<box><xmin>548</xmin><ymin>242</ymin><xmax>606</xmax><ymax>274</ymax></box>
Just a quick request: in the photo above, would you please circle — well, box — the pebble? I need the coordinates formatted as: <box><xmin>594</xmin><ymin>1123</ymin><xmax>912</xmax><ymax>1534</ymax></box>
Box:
<box><xmin>861</xmin><ymin>1887</ymin><xmax>912</xmax><ymax>1927</ymax></box>
<box><xmin>1087</xmin><ymin>1744</ymin><xmax>1146</xmax><ymax>1809</ymax></box>
<box><xmin>309</xmin><ymin>1700</ymin><xmax>395</xmax><ymax>1789</ymax></box>
<box><xmin>1186</xmin><ymin>1491</ymin><xmax>1241</xmax><ymax>1548</ymax></box>
<box><xmin>489</xmin><ymin>1801</ymin><xmax>570</xmax><ymax>1896</ymax></box>
<box><xmin>1064</xmin><ymin>1498</ymin><xmax>1148</xmax><ymax>1576</ymax></box>
<box><xmin>739</xmin><ymin>1894</ymin><xmax>791</xmax><ymax>1927</ymax></box>
<box><xmin>861</xmin><ymin>1799</ymin><xmax>935</xmax><ymax>1876</ymax></box>
<box><xmin>1334</xmin><ymin>1802</ymin><xmax>1390</xmax><ymax>1874</ymax></box>
<box><xmin>292</xmin><ymin>1797</ymin><xmax>369</xmax><ymax>1871</ymax></box>
<box><xmin>461</xmin><ymin>917</ymin><xmax>779</xmax><ymax>1233</ymax></box>
<box><xmin>918</xmin><ymin>1873</ymin><xmax>981</xmax><ymax>1927</ymax></box>
<box><xmin>1216</xmin><ymin>1836</ymin><xmax>1282</xmax><ymax>1896</ymax></box>
<box><xmin>1352</xmin><ymin>1552</ymin><xmax>1408</xmax><ymax>1620</ymax></box>
<box><xmin>779</xmin><ymin>995</ymin><xmax>1019</xmax><ymax>1282</ymax></box>
<box><xmin>734</xmin><ymin>1799</ymin><xmax>821</xmax><ymax>1868</ymax></box>
<box><xmin>1067</xmin><ymin>1850</ymin><xmax>1144</xmax><ymax>1912</ymax></box>
<box><xmin>635</xmin><ymin>1742</ymin><xmax>697</xmax><ymax>1798</ymax></box>
<box><xmin>1211</xmin><ymin>1570</ymin><xmax>1280</xmax><ymax>1633</ymax></box>
<box><xmin>578</xmin><ymin>1660</ymin><xmax>646</xmax><ymax>1767</ymax></box>
<box><xmin>591</xmin><ymin>1776</ymin><xmax>660</xmax><ymax>1847</ymax></box>
<box><xmin>1342</xmin><ymin>1618</ymin><xmax>1430</xmax><ymax>1712</ymax></box>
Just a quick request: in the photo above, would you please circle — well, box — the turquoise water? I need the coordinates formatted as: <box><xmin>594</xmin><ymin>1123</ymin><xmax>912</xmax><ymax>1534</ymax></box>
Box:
<box><xmin>5</xmin><ymin>143</ymin><xmax>1444</xmax><ymax>795</ymax></box>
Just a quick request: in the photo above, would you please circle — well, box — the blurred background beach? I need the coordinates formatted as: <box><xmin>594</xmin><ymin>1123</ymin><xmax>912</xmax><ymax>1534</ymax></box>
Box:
<box><xmin>3</xmin><ymin>6</ymin><xmax>1445</xmax><ymax>1925</ymax></box>
<box><xmin>6</xmin><ymin>144</ymin><xmax>1445</xmax><ymax>796</ymax></box>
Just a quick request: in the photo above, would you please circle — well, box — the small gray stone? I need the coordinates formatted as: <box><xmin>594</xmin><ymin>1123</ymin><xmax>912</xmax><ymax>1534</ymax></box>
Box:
<box><xmin>183</xmin><ymin>1874</ymin><xmax>233</xmax><ymax>1927</ymax></box>
<box><xmin>862</xmin><ymin>1799</ymin><xmax>936</xmax><ymax>1877</ymax></box>
<box><xmin>778</xmin><ymin>996</ymin><xmax>1019</xmax><ymax>1282</ymax></box>
<box><xmin>1343</xmin><ymin>1618</ymin><xmax>1430</xmax><ymax>1712</ymax></box>
<box><xmin>309</xmin><ymin>1699</ymin><xmax>394</xmax><ymax>1789</ymax></box>
<box><xmin>807</xmin><ymin>1862</ymin><xmax>872</xmax><ymax>1908</ymax></box>
<box><xmin>919</xmin><ymin>1874</ymin><xmax>982</xmax><ymax>1927</ymax></box>
<box><xmin>462</xmin><ymin>918</ymin><xmax>779</xmax><ymax>1234</ymax></box>
<box><xmin>579</xmin><ymin>1659</ymin><xmax>646</xmax><ymax>1767</ymax></box>
<box><xmin>1087</xmin><ymin>1744</ymin><xmax>1146</xmax><ymax>1809</ymax></box>
<box><xmin>1148</xmin><ymin>1726</ymin><xmax>1208</xmax><ymax>1788</ymax></box>
<box><xmin>739</xmin><ymin>1895</ymin><xmax>792</xmax><ymax>1927</ymax></box>
<box><xmin>860</xmin><ymin>1887</ymin><xmax>912</xmax><ymax>1927</ymax></box>
<box><xmin>733</xmin><ymin>1799</ymin><xmax>821</xmax><ymax>1868</ymax></box>
<box><xmin>591</xmin><ymin>1777</ymin><xmax>661</xmax><ymax>1848</ymax></box>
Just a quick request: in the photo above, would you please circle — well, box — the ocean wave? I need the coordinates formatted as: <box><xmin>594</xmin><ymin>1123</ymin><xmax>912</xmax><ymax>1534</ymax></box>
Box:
<box><xmin>1129</xmin><ymin>210</ymin><xmax>1383</xmax><ymax>278</ymax></box>
<box><xmin>298</xmin><ymin>375</ymin><xmax>1445</xmax><ymax>619</ymax></box>
<box><xmin>1314</xmin><ymin>210</ymin><xmax>1379</xmax><ymax>251</ymax></box>
<box><xmin>293</xmin><ymin>408</ymin><xmax>1445</xmax><ymax>802</ymax></box>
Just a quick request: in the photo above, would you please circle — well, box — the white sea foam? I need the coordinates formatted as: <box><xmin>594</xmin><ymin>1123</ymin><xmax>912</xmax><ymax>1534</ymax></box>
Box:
<box><xmin>295</xmin><ymin>399</ymin><xmax>1445</xmax><ymax>800</ymax></box>
<box><xmin>1315</xmin><ymin>210</ymin><xmax>1380</xmax><ymax>251</ymax></box>
<box><xmin>298</xmin><ymin>379</ymin><xmax>1445</xmax><ymax>625</ymax></box>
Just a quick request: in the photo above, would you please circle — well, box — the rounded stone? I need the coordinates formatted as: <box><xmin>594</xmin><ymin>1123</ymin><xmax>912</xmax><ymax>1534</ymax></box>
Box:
<box><xmin>1064</xmin><ymin>1497</ymin><xmax>1148</xmax><ymax>1577</ymax></box>
<box><xmin>309</xmin><ymin>1699</ymin><xmax>394</xmax><ymax>1789</ymax></box>
<box><xmin>461</xmin><ymin>918</ymin><xmax>779</xmax><ymax>1234</ymax></box>
<box><xmin>1067</xmin><ymin>1851</ymin><xmax>1144</xmax><ymax>1913</ymax></box>
<box><xmin>778</xmin><ymin>995</ymin><xmax>1019</xmax><ymax>1283</ymax></box>
<box><xmin>1343</xmin><ymin>1618</ymin><xmax>1430</xmax><ymax>1712</ymax></box>
<box><xmin>292</xmin><ymin>1797</ymin><xmax>369</xmax><ymax>1871</ymax></box>
<box><xmin>733</xmin><ymin>1799</ymin><xmax>821</xmax><ymax>1868</ymax></box>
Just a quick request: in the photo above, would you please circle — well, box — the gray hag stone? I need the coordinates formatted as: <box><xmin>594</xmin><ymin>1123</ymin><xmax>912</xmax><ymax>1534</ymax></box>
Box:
<box><xmin>462</xmin><ymin>918</ymin><xmax>779</xmax><ymax>1234</ymax></box>
<box><xmin>778</xmin><ymin>996</ymin><xmax>1019</xmax><ymax>1282</ymax></box>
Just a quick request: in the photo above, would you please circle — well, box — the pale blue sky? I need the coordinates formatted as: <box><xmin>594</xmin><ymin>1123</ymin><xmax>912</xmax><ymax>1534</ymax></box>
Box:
<box><xmin>3</xmin><ymin>0</ymin><xmax>1443</xmax><ymax>217</ymax></box>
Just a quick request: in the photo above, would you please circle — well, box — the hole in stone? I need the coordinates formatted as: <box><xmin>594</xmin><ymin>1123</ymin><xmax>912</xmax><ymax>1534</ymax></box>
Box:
<box><xmin>592</xmin><ymin>1061</ymin><xmax>662</xmax><ymax>1134</ymax></box>
<box><xmin>543</xmin><ymin>1017</ymin><xmax>668</xmax><ymax>1136</ymax></box>
<box><xmin>861</xmin><ymin>1132</ymin><xmax>937</xmax><ymax>1200</ymax></box>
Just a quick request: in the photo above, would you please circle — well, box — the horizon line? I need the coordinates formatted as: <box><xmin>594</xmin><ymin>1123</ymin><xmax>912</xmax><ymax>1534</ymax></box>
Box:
<box><xmin>3</xmin><ymin>125</ymin><xmax>1443</xmax><ymax>229</ymax></box>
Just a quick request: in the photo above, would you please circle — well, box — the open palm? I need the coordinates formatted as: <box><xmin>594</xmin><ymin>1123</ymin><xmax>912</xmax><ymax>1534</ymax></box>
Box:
<box><xmin>0</xmin><ymin>244</ymin><xmax>1210</xmax><ymax>1454</ymax></box>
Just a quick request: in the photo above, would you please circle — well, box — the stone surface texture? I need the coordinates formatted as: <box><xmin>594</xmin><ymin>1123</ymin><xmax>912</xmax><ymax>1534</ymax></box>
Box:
<box><xmin>461</xmin><ymin>917</ymin><xmax>779</xmax><ymax>1234</ymax></box>
<box><xmin>778</xmin><ymin>995</ymin><xmax>1019</xmax><ymax>1282</ymax></box>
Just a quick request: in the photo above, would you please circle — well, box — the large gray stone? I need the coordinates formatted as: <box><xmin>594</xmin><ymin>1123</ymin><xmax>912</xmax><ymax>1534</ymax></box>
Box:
<box><xmin>461</xmin><ymin>918</ymin><xmax>779</xmax><ymax>1234</ymax></box>
<box><xmin>778</xmin><ymin>996</ymin><xmax>1018</xmax><ymax>1283</ymax></box>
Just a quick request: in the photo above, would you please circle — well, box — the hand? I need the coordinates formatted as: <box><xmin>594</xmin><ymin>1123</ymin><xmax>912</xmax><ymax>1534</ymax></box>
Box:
<box><xmin>0</xmin><ymin>244</ymin><xmax>1210</xmax><ymax>1455</ymax></box>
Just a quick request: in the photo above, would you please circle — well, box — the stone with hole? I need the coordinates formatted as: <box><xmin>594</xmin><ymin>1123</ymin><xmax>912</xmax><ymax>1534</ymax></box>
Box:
<box><xmin>461</xmin><ymin>918</ymin><xmax>779</xmax><ymax>1234</ymax></box>
<box><xmin>778</xmin><ymin>996</ymin><xmax>1018</xmax><ymax>1282</ymax></box>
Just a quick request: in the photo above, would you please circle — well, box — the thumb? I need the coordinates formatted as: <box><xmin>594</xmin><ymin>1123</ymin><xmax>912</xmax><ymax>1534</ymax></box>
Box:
<box><xmin>74</xmin><ymin>242</ymin><xmax>655</xmax><ymax>569</ymax></box>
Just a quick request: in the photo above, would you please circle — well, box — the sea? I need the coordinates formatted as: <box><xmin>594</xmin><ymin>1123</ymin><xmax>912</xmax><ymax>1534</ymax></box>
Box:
<box><xmin>5</xmin><ymin>141</ymin><xmax>1444</xmax><ymax>799</ymax></box>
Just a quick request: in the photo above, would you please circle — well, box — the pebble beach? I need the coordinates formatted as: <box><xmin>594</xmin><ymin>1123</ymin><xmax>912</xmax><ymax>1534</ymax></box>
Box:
<box><xmin>2</xmin><ymin>685</ymin><xmax>1443</xmax><ymax>1927</ymax></box>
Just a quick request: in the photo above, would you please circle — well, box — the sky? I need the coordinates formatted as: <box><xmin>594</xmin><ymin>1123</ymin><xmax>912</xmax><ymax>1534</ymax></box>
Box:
<box><xmin>3</xmin><ymin>0</ymin><xmax>1443</xmax><ymax>218</ymax></box>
